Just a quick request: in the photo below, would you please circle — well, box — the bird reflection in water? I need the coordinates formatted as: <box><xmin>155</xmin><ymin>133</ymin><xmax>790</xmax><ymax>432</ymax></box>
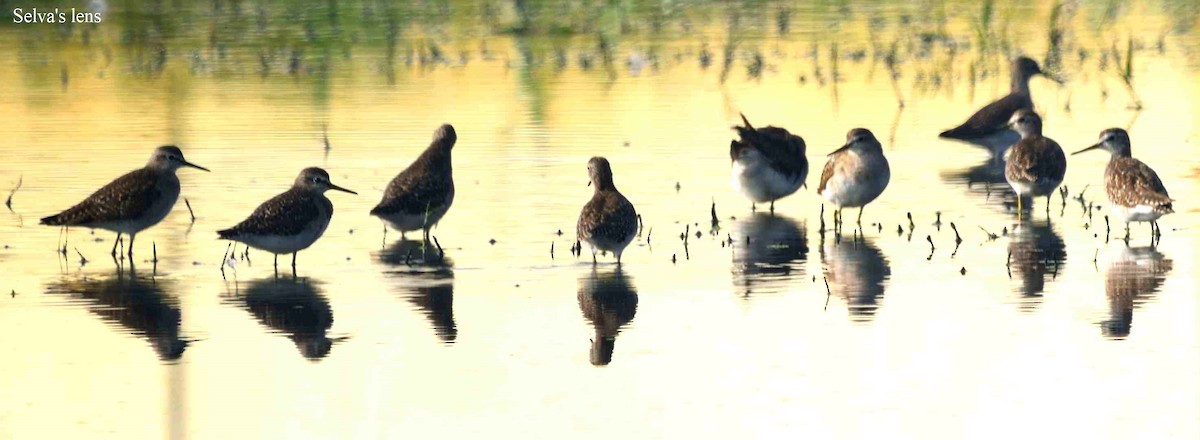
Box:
<box><xmin>1006</xmin><ymin>220</ymin><xmax>1066</xmax><ymax>311</ymax></box>
<box><xmin>939</xmin><ymin>159</ymin><xmax>1019</xmax><ymax>212</ymax></box>
<box><xmin>1100</xmin><ymin>246</ymin><xmax>1171</xmax><ymax>339</ymax></box>
<box><xmin>730</xmin><ymin>213</ymin><xmax>808</xmax><ymax>296</ymax></box>
<box><xmin>44</xmin><ymin>263</ymin><xmax>188</xmax><ymax>361</ymax></box>
<box><xmin>821</xmin><ymin>235</ymin><xmax>890</xmax><ymax>322</ymax></box>
<box><xmin>578</xmin><ymin>268</ymin><xmax>638</xmax><ymax>366</ymax></box>
<box><xmin>228</xmin><ymin>277</ymin><xmax>339</xmax><ymax>361</ymax></box>
<box><xmin>376</xmin><ymin>239</ymin><xmax>456</xmax><ymax>343</ymax></box>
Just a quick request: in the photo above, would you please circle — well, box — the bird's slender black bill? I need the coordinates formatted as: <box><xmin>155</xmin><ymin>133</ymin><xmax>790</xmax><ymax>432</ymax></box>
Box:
<box><xmin>827</xmin><ymin>143</ymin><xmax>852</xmax><ymax>157</ymax></box>
<box><xmin>183</xmin><ymin>160</ymin><xmax>211</xmax><ymax>172</ymax></box>
<box><xmin>329</xmin><ymin>183</ymin><xmax>357</xmax><ymax>195</ymax></box>
<box><xmin>1071</xmin><ymin>143</ymin><xmax>1102</xmax><ymax>156</ymax></box>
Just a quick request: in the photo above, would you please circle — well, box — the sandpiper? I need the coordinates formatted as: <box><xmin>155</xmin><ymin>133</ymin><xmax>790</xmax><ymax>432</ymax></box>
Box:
<box><xmin>729</xmin><ymin>113</ymin><xmax>808</xmax><ymax>212</ymax></box>
<box><xmin>218</xmin><ymin>167</ymin><xmax>356</xmax><ymax>274</ymax></box>
<box><xmin>1004</xmin><ymin>110</ymin><xmax>1066</xmax><ymax>217</ymax></box>
<box><xmin>40</xmin><ymin>145</ymin><xmax>209</xmax><ymax>260</ymax></box>
<box><xmin>577</xmin><ymin>157</ymin><xmax>638</xmax><ymax>264</ymax></box>
<box><xmin>939</xmin><ymin>56</ymin><xmax>1061</xmax><ymax>157</ymax></box>
<box><xmin>818</xmin><ymin>128</ymin><xmax>890</xmax><ymax>226</ymax></box>
<box><xmin>371</xmin><ymin>124</ymin><xmax>456</xmax><ymax>242</ymax></box>
<box><xmin>1072</xmin><ymin>128</ymin><xmax>1173</xmax><ymax>241</ymax></box>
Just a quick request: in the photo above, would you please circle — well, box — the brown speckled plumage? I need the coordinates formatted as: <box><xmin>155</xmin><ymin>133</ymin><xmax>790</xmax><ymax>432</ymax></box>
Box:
<box><xmin>1004</xmin><ymin>110</ymin><xmax>1066</xmax><ymax>197</ymax></box>
<box><xmin>1105</xmin><ymin>157</ymin><xmax>1172</xmax><ymax>213</ymax></box>
<box><xmin>40</xmin><ymin>168</ymin><xmax>166</xmax><ymax>226</ymax></box>
<box><xmin>577</xmin><ymin>157</ymin><xmax>638</xmax><ymax>263</ymax></box>
<box><xmin>219</xmin><ymin>187</ymin><xmax>327</xmax><ymax>238</ymax></box>
<box><xmin>371</xmin><ymin>124</ymin><xmax>456</xmax><ymax>219</ymax></box>
<box><xmin>730</xmin><ymin>113</ymin><xmax>808</xmax><ymax>180</ymax></box>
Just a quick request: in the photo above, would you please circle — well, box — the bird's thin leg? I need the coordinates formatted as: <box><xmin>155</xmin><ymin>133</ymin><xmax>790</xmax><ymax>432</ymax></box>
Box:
<box><xmin>616</xmin><ymin>251</ymin><xmax>623</xmax><ymax>266</ymax></box>
<box><xmin>127</xmin><ymin>233</ymin><xmax>136</xmax><ymax>261</ymax></box>
<box><xmin>857</xmin><ymin>206</ymin><xmax>865</xmax><ymax>226</ymax></box>
<box><xmin>62</xmin><ymin>226</ymin><xmax>69</xmax><ymax>256</ymax></box>
<box><xmin>1124</xmin><ymin>224</ymin><xmax>1131</xmax><ymax>244</ymax></box>
<box><xmin>291</xmin><ymin>253</ymin><xmax>297</xmax><ymax>276</ymax></box>
<box><xmin>769</xmin><ymin>200</ymin><xmax>775</xmax><ymax>214</ymax></box>
<box><xmin>1046</xmin><ymin>195</ymin><xmax>1051</xmax><ymax>219</ymax></box>
<box><xmin>111</xmin><ymin>232</ymin><xmax>122</xmax><ymax>259</ymax></box>
<box><xmin>273</xmin><ymin>254</ymin><xmax>278</xmax><ymax>276</ymax></box>
<box><xmin>1016</xmin><ymin>195</ymin><xmax>1023</xmax><ymax>220</ymax></box>
<box><xmin>592</xmin><ymin>248</ymin><xmax>597</xmax><ymax>265</ymax></box>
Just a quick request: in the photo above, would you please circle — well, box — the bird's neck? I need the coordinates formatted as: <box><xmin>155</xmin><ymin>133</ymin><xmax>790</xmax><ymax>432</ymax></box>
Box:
<box><xmin>593</xmin><ymin>180</ymin><xmax>616</xmax><ymax>193</ymax></box>
<box><xmin>421</xmin><ymin>146</ymin><xmax>452</xmax><ymax>172</ymax></box>
<box><xmin>1011</xmin><ymin>73</ymin><xmax>1032</xmax><ymax>95</ymax></box>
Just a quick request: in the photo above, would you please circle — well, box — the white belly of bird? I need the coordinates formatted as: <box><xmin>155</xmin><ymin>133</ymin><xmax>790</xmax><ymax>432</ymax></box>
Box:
<box><xmin>584</xmin><ymin>232</ymin><xmax>635</xmax><ymax>257</ymax></box>
<box><xmin>730</xmin><ymin>154</ymin><xmax>805</xmax><ymax>203</ymax></box>
<box><xmin>821</xmin><ymin>166</ymin><xmax>889</xmax><ymax>208</ymax></box>
<box><xmin>1111</xmin><ymin>204</ymin><xmax>1164</xmax><ymax>223</ymax></box>
<box><xmin>240</xmin><ymin>214</ymin><xmax>330</xmax><ymax>255</ymax></box>
<box><xmin>378</xmin><ymin>202</ymin><xmax>451</xmax><ymax>232</ymax></box>
<box><xmin>1007</xmin><ymin>178</ymin><xmax>1061</xmax><ymax>198</ymax></box>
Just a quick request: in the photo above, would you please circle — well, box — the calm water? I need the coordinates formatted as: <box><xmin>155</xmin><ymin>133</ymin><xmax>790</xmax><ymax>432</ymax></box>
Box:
<box><xmin>2</xmin><ymin>1</ymin><xmax>1199</xmax><ymax>438</ymax></box>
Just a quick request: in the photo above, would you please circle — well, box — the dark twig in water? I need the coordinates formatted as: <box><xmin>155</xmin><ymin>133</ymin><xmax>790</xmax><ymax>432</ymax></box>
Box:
<box><xmin>926</xmin><ymin>235</ymin><xmax>935</xmax><ymax>260</ymax></box>
<box><xmin>907</xmin><ymin>212</ymin><xmax>915</xmax><ymax>232</ymax></box>
<box><xmin>979</xmin><ymin>226</ymin><xmax>999</xmax><ymax>241</ymax></box>
<box><xmin>951</xmin><ymin>223</ymin><xmax>963</xmax><ymax>245</ymax></box>
<box><xmin>152</xmin><ymin>242</ymin><xmax>158</xmax><ymax>264</ymax></box>
<box><xmin>671</xmin><ymin>253</ymin><xmax>676</xmax><ymax>264</ymax></box>
<box><xmin>710</xmin><ymin>200</ymin><xmax>720</xmax><ymax>233</ymax></box>
<box><xmin>433</xmin><ymin>236</ymin><xmax>445</xmax><ymax>261</ymax></box>
<box><xmin>74</xmin><ymin>247</ymin><xmax>88</xmax><ymax>266</ymax></box>
<box><xmin>5</xmin><ymin>175</ymin><xmax>22</xmax><ymax>211</ymax></box>
<box><xmin>637</xmin><ymin>215</ymin><xmax>644</xmax><ymax>237</ymax></box>
<box><xmin>219</xmin><ymin>242</ymin><xmax>232</xmax><ymax>280</ymax></box>
<box><xmin>934</xmin><ymin>212</ymin><xmax>943</xmax><ymax>230</ymax></box>
<box><xmin>1104</xmin><ymin>215</ymin><xmax>1110</xmax><ymax>242</ymax></box>
<box><xmin>823</xmin><ymin>277</ymin><xmax>832</xmax><ymax>311</ymax></box>
<box><xmin>550</xmin><ymin>242</ymin><xmax>554</xmax><ymax>259</ymax></box>
<box><xmin>185</xmin><ymin>198</ymin><xmax>196</xmax><ymax>223</ymax></box>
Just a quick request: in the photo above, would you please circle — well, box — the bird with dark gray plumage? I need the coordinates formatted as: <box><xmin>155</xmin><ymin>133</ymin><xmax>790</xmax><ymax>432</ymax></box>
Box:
<box><xmin>577</xmin><ymin>157</ymin><xmax>637</xmax><ymax>264</ymax></box>
<box><xmin>1073</xmin><ymin>128</ymin><xmax>1173</xmax><ymax>240</ymax></box>
<box><xmin>818</xmin><ymin>128</ymin><xmax>890</xmax><ymax>226</ymax></box>
<box><xmin>1004</xmin><ymin>110</ymin><xmax>1066</xmax><ymax>217</ymax></box>
<box><xmin>729</xmin><ymin>113</ymin><xmax>808</xmax><ymax>213</ymax></box>
<box><xmin>940</xmin><ymin>56</ymin><xmax>1061</xmax><ymax>157</ymax></box>
<box><xmin>371</xmin><ymin>124</ymin><xmax>457</xmax><ymax>242</ymax></box>
<box><xmin>218</xmin><ymin>167</ymin><xmax>356</xmax><ymax>274</ymax></box>
<box><xmin>40</xmin><ymin>145</ymin><xmax>209</xmax><ymax>260</ymax></box>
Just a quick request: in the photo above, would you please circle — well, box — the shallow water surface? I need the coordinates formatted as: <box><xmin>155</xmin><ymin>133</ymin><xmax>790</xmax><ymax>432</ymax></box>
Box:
<box><xmin>1</xmin><ymin>1</ymin><xmax>1198</xmax><ymax>438</ymax></box>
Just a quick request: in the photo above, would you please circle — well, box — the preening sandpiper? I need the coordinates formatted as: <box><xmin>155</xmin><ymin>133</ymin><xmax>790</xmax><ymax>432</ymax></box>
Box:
<box><xmin>1004</xmin><ymin>110</ymin><xmax>1066</xmax><ymax>217</ymax></box>
<box><xmin>371</xmin><ymin>124</ymin><xmax>457</xmax><ymax>242</ymax></box>
<box><xmin>940</xmin><ymin>56</ymin><xmax>1061</xmax><ymax>157</ymax></box>
<box><xmin>729</xmin><ymin>113</ymin><xmax>808</xmax><ymax>212</ymax></box>
<box><xmin>218</xmin><ymin>167</ymin><xmax>356</xmax><ymax>274</ymax></box>
<box><xmin>818</xmin><ymin>128</ymin><xmax>890</xmax><ymax>226</ymax></box>
<box><xmin>40</xmin><ymin>145</ymin><xmax>209</xmax><ymax>260</ymax></box>
<box><xmin>1072</xmin><ymin>128</ymin><xmax>1173</xmax><ymax>241</ymax></box>
<box><xmin>577</xmin><ymin>157</ymin><xmax>638</xmax><ymax>264</ymax></box>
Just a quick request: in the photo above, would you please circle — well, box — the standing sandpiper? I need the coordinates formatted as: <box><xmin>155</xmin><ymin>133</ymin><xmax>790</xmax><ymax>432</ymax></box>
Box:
<box><xmin>818</xmin><ymin>128</ymin><xmax>890</xmax><ymax>226</ymax></box>
<box><xmin>729</xmin><ymin>113</ymin><xmax>808</xmax><ymax>212</ymax></box>
<box><xmin>40</xmin><ymin>145</ymin><xmax>209</xmax><ymax>260</ymax></box>
<box><xmin>1072</xmin><ymin>128</ymin><xmax>1173</xmax><ymax>241</ymax></box>
<box><xmin>1004</xmin><ymin>110</ymin><xmax>1066</xmax><ymax>217</ymax></box>
<box><xmin>577</xmin><ymin>157</ymin><xmax>638</xmax><ymax>264</ymax></box>
<box><xmin>371</xmin><ymin>124</ymin><xmax>457</xmax><ymax>242</ymax></box>
<box><xmin>218</xmin><ymin>167</ymin><xmax>356</xmax><ymax>274</ymax></box>
<box><xmin>939</xmin><ymin>56</ymin><xmax>1061</xmax><ymax>157</ymax></box>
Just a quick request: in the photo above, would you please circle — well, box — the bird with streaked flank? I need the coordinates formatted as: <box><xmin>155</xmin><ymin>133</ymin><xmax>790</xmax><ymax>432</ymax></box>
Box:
<box><xmin>1004</xmin><ymin>110</ymin><xmax>1066</xmax><ymax>217</ymax></box>
<box><xmin>577</xmin><ymin>157</ymin><xmax>638</xmax><ymax>265</ymax></box>
<box><xmin>218</xmin><ymin>167</ymin><xmax>356</xmax><ymax>275</ymax></box>
<box><xmin>1072</xmin><ymin>128</ymin><xmax>1173</xmax><ymax>241</ymax></box>
<box><xmin>939</xmin><ymin>56</ymin><xmax>1062</xmax><ymax>158</ymax></box>
<box><xmin>40</xmin><ymin>145</ymin><xmax>209</xmax><ymax>260</ymax></box>
<box><xmin>818</xmin><ymin>128</ymin><xmax>890</xmax><ymax>226</ymax></box>
<box><xmin>729</xmin><ymin>113</ymin><xmax>808</xmax><ymax>213</ymax></box>
<box><xmin>371</xmin><ymin>124</ymin><xmax>457</xmax><ymax>243</ymax></box>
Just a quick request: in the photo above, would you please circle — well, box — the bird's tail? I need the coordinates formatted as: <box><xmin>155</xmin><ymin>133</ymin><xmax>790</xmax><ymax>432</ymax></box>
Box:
<box><xmin>216</xmin><ymin>228</ymin><xmax>239</xmax><ymax>239</ymax></box>
<box><xmin>39</xmin><ymin>213</ymin><xmax>65</xmax><ymax>226</ymax></box>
